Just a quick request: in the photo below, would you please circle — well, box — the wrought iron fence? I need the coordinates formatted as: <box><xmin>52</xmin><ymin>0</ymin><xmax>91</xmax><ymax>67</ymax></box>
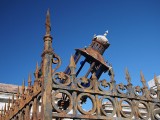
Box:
<box><xmin>0</xmin><ymin>10</ymin><xmax>160</xmax><ymax>120</ymax></box>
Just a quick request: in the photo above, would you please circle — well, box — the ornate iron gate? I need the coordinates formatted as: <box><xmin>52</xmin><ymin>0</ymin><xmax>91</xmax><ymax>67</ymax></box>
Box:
<box><xmin>0</xmin><ymin>10</ymin><xmax>160</xmax><ymax>120</ymax></box>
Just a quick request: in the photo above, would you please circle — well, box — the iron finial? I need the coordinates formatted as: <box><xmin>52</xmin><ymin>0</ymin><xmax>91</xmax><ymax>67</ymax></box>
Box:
<box><xmin>125</xmin><ymin>67</ymin><xmax>131</xmax><ymax>84</ymax></box>
<box><xmin>154</xmin><ymin>74</ymin><xmax>160</xmax><ymax>91</ymax></box>
<box><xmin>28</xmin><ymin>73</ymin><xmax>32</xmax><ymax>87</ymax></box>
<box><xmin>69</xmin><ymin>55</ymin><xmax>76</xmax><ymax>68</ymax></box>
<box><xmin>22</xmin><ymin>80</ymin><xmax>25</xmax><ymax>94</ymax></box>
<box><xmin>36</xmin><ymin>62</ymin><xmax>39</xmax><ymax>71</ymax></box>
<box><xmin>140</xmin><ymin>71</ymin><xmax>147</xmax><ymax>88</ymax></box>
<box><xmin>16</xmin><ymin>86</ymin><xmax>20</xmax><ymax>99</ymax></box>
<box><xmin>34</xmin><ymin>62</ymin><xmax>39</xmax><ymax>78</ymax></box>
<box><xmin>92</xmin><ymin>72</ymin><xmax>97</xmax><ymax>79</ymax></box>
<box><xmin>45</xmin><ymin>9</ymin><xmax>51</xmax><ymax>35</ymax></box>
<box><xmin>109</xmin><ymin>65</ymin><xmax>115</xmax><ymax>82</ymax></box>
<box><xmin>154</xmin><ymin>74</ymin><xmax>158</xmax><ymax>85</ymax></box>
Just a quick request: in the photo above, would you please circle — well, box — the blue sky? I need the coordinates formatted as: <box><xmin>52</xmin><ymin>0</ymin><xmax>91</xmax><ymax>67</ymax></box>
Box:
<box><xmin>0</xmin><ymin>0</ymin><xmax>160</xmax><ymax>87</ymax></box>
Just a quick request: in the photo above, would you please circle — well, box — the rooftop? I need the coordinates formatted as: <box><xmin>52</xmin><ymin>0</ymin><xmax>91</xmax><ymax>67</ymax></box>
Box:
<box><xmin>0</xmin><ymin>83</ymin><xmax>19</xmax><ymax>93</ymax></box>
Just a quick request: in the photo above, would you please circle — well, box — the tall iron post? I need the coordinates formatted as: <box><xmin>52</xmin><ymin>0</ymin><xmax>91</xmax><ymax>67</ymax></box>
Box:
<box><xmin>41</xmin><ymin>9</ymin><xmax>53</xmax><ymax>120</ymax></box>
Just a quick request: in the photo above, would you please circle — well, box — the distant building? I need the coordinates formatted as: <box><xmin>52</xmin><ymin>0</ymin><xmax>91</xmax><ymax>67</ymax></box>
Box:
<box><xmin>148</xmin><ymin>75</ymin><xmax>160</xmax><ymax>89</ymax></box>
<box><xmin>0</xmin><ymin>83</ymin><xmax>18</xmax><ymax>109</ymax></box>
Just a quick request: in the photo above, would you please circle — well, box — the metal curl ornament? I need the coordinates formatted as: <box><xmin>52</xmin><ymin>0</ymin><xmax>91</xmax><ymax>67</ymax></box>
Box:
<box><xmin>52</xmin><ymin>53</ymin><xmax>61</xmax><ymax>74</ymax></box>
<box><xmin>52</xmin><ymin>72</ymin><xmax>71</xmax><ymax>86</ymax></box>
<box><xmin>98</xmin><ymin>79</ymin><xmax>112</xmax><ymax>92</ymax></box>
<box><xmin>134</xmin><ymin>86</ymin><xmax>144</xmax><ymax>97</ymax></box>
<box><xmin>77</xmin><ymin>77</ymin><xmax>93</xmax><ymax>90</ymax></box>
<box><xmin>116</xmin><ymin>83</ymin><xmax>127</xmax><ymax>95</ymax></box>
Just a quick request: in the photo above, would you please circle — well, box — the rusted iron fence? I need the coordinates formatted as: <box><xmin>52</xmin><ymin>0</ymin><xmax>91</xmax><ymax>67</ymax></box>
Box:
<box><xmin>0</xmin><ymin>10</ymin><xmax>160</xmax><ymax>120</ymax></box>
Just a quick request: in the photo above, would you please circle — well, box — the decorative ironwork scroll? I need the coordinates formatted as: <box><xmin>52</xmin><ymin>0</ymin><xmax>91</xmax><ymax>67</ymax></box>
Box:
<box><xmin>51</xmin><ymin>63</ymin><xmax>160</xmax><ymax>120</ymax></box>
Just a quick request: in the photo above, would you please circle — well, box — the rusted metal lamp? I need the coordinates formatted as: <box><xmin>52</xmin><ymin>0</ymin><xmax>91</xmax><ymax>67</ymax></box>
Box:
<box><xmin>65</xmin><ymin>31</ymin><xmax>110</xmax><ymax>79</ymax></box>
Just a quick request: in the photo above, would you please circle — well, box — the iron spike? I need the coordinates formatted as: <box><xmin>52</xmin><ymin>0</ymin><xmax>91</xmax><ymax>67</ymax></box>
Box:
<box><xmin>45</xmin><ymin>8</ymin><xmax>51</xmax><ymax>35</ymax></box>
<box><xmin>69</xmin><ymin>55</ymin><xmax>76</xmax><ymax>68</ymax></box>
<box><xmin>22</xmin><ymin>80</ymin><xmax>25</xmax><ymax>94</ymax></box>
<box><xmin>154</xmin><ymin>74</ymin><xmax>158</xmax><ymax>86</ymax></box>
<box><xmin>140</xmin><ymin>71</ymin><xmax>147</xmax><ymax>88</ymax></box>
<box><xmin>125</xmin><ymin>67</ymin><xmax>131</xmax><ymax>84</ymax></box>
<box><xmin>28</xmin><ymin>73</ymin><xmax>32</xmax><ymax>87</ymax></box>
<box><xmin>34</xmin><ymin>62</ymin><xmax>39</xmax><ymax>79</ymax></box>
<box><xmin>16</xmin><ymin>86</ymin><xmax>20</xmax><ymax>99</ymax></box>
